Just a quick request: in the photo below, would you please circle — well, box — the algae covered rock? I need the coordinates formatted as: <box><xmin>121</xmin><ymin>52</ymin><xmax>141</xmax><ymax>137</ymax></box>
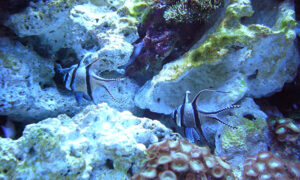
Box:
<box><xmin>215</xmin><ymin>98</ymin><xmax>270</xmax><ymax>179</ymax></box>
<box><xmin>0</xmin><ymin>103</ymin><xmax>173</xmax><ymax>179</ymax></box>
<box><xmin>135</xmin><ymin>0</ymin><xmax>299</xmax><ymax>114</ymax></box>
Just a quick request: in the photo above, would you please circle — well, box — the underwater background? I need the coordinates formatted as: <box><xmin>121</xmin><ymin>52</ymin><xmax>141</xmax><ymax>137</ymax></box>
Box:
<box><xmin>0</xmin><ymin>0</ymin><xmax>300</xmax><ymax>179</ymax></box>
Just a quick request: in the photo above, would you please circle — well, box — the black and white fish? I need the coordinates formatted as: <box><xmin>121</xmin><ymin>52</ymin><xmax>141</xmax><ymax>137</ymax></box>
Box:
<box><xmin>55</xmin><ymin>55</ymin><xmax>123</xmax><ymax>104</ymax></box>
<box><xmin>172</xmin><ymin>89</ymin><xmax>240</xmax><ymax>143</ymax></box>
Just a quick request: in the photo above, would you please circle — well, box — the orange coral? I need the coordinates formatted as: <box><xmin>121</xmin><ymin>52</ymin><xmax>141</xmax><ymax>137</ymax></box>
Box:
<box><xmin>268</xmin><ymin>116</ymin><xmax>300</xmax><ymax>143</ymax></box>
<box><xmin>243</xmin><ymin>151</ymin><xmax>300</xmax><ymax>180</ymax></box>
<box><xmin>132</xmin><ymin>138</ymin><xmax>235</xmax><ymax>180</ymax></box>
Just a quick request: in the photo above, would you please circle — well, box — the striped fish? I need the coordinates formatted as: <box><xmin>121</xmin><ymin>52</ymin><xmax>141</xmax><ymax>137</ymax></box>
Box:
<box><xmin>172</xmin><ymin>89</ymin><xmax>240</xmax><ymax>144</ymax></box>
<box><xmin>57</xmin><ymin>55</ymin><xmax>123</xmax><ymax>104</ymax></box>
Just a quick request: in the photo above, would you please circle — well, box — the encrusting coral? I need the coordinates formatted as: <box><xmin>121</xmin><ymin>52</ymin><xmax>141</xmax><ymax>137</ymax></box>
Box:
<box><xmin>243</xmin><ymin>151</ymin><xmax>300</xmax><ymax>180</ymax></box>
<box><xmin>132</xmin><ymin>138</ymin><xmax>235</xmax><ymax>179</ymax></box>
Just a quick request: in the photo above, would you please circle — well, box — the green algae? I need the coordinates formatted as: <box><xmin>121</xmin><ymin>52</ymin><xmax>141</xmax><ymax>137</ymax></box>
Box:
<box><xmin>274</xmin><ymin>5</ymin><xmax>297</xmax><ymax>40</ymax></box>
<box><xmin>221</xmin><ymin>127</ymin><xmax>247</xmax><ymax>150</ymax></box>
<box><xmin>127</xmin><ymin>1</ymin><xmax>149</xmax><ymax>17</ymax></box>
<box><xmin>221</xmin><ymin>117</ymin><xmax>267</xmax><ymax>150</ymax></box>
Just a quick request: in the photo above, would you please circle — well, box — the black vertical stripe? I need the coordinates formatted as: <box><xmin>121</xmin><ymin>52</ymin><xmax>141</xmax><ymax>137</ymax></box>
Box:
<box><xmin>86</xmin><ymin>64</ymin><xmax>93</xmax><ymax>101</ymax></box>
<box><xmin>192</xmin><ymin>101</ymin><xmax>209</xmax><ymax>143</ymax></box>
<box><xmin>172</xmin><ymin>110</ymin><xmax>177</xmax><ymax>123</ymax></box>
<box><xmin>70</xmin><ymin>66</ymin><xmax>78</xmax><ymax>91</ymax></box>
<box><xmin>180</xmin><ymin>104</ymin><xmax>186</xmax><ymax>128</ymax></box>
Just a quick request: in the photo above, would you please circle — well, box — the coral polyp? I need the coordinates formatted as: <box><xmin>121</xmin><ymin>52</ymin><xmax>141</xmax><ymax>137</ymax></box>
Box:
<box><xmin>243</xmin><ymin>151</ymin><xmax>300</xmax><ymax>179</ymax></box>
<box><xmin>132</xmin><ymin>138</ymin><xmax>235</xmax><ymax>179</ymax></box>
<box><xmin>150</xmin><ymin>0</ymin><xmax>223</xmax><ymax>24</ymax></box>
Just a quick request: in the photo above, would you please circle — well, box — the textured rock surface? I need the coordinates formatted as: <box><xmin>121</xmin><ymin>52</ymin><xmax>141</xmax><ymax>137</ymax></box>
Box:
<box><xmin>0</xmin><ymin>103</ymin><xmax>173</xmax><ymax>179</ymax></box>
<box><xmin>215</xmin><ymin>98</ymin><xmax>270</xmax><ymax>179</ymax></box>
<box><xmin>0</xmin><ymin>37</ymin><xmax>85</xmax><ymax>123</ymax></box>
<box><xmin>1</xmin><ymin>0</ymin><xmax>146</xmax><ymax>122</ymax></box>
<box><xmin>4</xmin><ymin>0</ymin><xmax>140</xmax><ymax>59</ymax></box>
<box><xmin>135</xmin><ymin>0</ymin><xmax>299</xmax><ymax>114</ymax></box>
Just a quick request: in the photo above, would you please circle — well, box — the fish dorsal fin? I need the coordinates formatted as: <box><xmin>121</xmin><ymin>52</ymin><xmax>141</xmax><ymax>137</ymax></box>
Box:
<box><xmin>191</xmin><ymin>89</ymin><xmax>230</xmax><ymax>105</ymax></box>
<box><xmin>184</xmin><ymin>91</ymin><xmax>191</xmax><ymax>104</ymax></box>
<box><xmin>79</xmin><ymin>54</ymin><xmax>100</xmax><ymax>68</ymax></box>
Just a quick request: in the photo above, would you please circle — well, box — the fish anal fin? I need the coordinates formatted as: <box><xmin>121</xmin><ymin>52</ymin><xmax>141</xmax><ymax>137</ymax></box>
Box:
<box><xmin>93</xmin><ymin>80</ymin><xmax>120</xmax><ymax>103</ymax></box>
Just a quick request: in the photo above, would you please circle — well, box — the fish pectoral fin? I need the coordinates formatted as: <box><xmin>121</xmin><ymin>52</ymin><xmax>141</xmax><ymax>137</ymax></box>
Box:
<box><xmin>185</xmin><ymin>128</ymin><xmax>195</xmax><ymax>143</ymax></box>
<box><xmin>75</xmin><ymin>92</ymin><xmax>84</xmax><ymax>105</ymax></box>
<box><xmin>192</xmin><ymin>128</ymin><xmax>201</xmax><ymax>141</ymax></box>
<box><xmin>83</xmin><ymin>93</ymin><xmax>92</xmax><ymax>101</ymax></box>
<box><xmin>185</xmin><ymin>128</ymin><xmax>206</xmax><ymax>143</ymax></box>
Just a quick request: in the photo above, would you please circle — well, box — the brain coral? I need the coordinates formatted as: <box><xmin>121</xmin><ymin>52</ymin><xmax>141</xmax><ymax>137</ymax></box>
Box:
<box><xmin>132</xmin><ymin>138</ymin><xmax>235</xmax><ymax>179</ymax></box>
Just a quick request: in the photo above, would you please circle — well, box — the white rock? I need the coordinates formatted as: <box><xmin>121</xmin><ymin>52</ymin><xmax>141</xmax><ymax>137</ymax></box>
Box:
<box><xmin>0</xmin><ymin>103</ymin><xmax>173</xmax><ymax>179</ymax></box>
<box><xmin>1</xmin><ymin>0</ymin><xmax>144</xmax><ymax>122</ymax></box>
<box><xmin>0</xmin><ymin>37</ymin><xmax>85</xmax><ymax>123</ymax></box>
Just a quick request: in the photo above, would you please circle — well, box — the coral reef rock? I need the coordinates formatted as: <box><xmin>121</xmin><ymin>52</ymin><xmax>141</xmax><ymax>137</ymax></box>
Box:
<box><xmin>4</xmin><ymin>0</ymin><xmax>140</xmax><ymax>59</ymax></box>
<box><xmin>135</xmin><ymin>0</ymin><xmax>299</xmax><ymax>114</ymax></box>
<box><xmin>0</xmin><ymin>103</ymin><xmax>173</xmax><ymax>179</ymax></box>
<box><xmin>2</xmin><ymin>0</ymin><xmax>146</xmax><ymax>122</ymax></box>
<box><xmin>0</xmin><ymin>37</ymin><xmax>85</xmax><ymax>123</ymax></box>
<box><xmin>215</xmin><ymin>98</ymin><xmax>270</xmax><ymax>179</ymax></box>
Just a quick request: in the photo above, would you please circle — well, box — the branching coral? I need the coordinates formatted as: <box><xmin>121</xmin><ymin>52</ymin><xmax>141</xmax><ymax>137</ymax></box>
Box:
<box><xmin>132</xmin><ymin>138</ymin><xmax>235</xmax><ymax>179</ymax></box>
<box><xmin>243</xmin><ymin>151</ymin><xmax>300</xmax><ymax>179</ymax></box>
